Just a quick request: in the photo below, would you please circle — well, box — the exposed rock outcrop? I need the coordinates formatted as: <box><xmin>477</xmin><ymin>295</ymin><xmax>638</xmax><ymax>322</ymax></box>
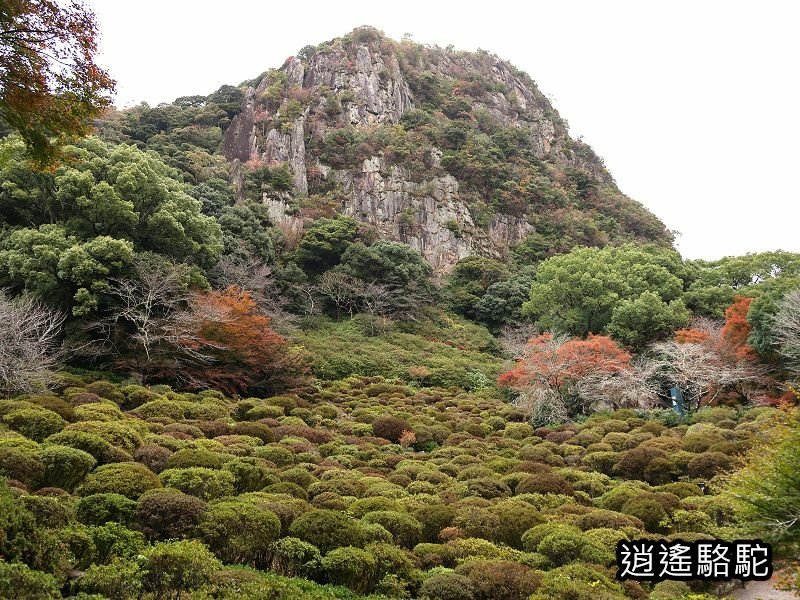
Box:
<box><xmin>222</xmin><ymin>27</ymin><xmax>669</xmax><ymax>271</ymax></box>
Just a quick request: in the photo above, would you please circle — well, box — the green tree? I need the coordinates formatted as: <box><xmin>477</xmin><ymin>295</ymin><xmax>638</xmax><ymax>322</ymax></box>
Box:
<box><xmin>294</xmin><ymin>217</ymin><xmax>362</xmax><ymax>275</ymax></box>
<box><xmin>339</xmin><ymin>240</ymin><xmax>432</xmax><ymax>288</ymax></box>
<box><xmin>0</xmin><ymin>224</ymin><xmax>134</xmax><ymax>314</ymax></box>
<box><xmin>0</xmin><ymin>137</ymin><xmax>222</xmax><ymax>313</ymax></box>
<box><xmin>523</xmin><ymin>244</ymin><xmax>687</xmax><ymax>339</ymax></box>
<box><xmin>473</xmin><ymin>269</ymin><xmax>535</xmax><ymax>330</ymax></box>
<box><xmin>217</xmin><ymin>202</ymin><xmax>279</xmax><ymax>263</ymax></box>
<box><xmin>684</xmin><ymin>251</ymin><xmax>800</xmax><ymax>318</ymax></box>
<box><xmin>746</xmin><ymin>277</ymin><xmax>800</xmax><ymax>356</ymax></box>
<box><xmin>445</xmin><ymin>256</ymin><xmax>510</xmax><ymax>321</ymax></box>
<box><xmin>607</xmin><ymin>291</ymin><xmax>690</xmax><ymax>348</ymax></box>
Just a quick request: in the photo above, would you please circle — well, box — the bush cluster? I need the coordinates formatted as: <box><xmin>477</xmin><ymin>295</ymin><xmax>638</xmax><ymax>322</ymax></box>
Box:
<box><xmin>0</xmin><ymin>374</ymin><xmax>770</xmax><ymax>599</ymax></box>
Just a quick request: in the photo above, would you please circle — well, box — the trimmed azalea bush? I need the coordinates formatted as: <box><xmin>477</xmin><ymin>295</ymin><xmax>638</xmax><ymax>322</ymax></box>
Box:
<box><xmin>199</xmin><ymin>499</ymin><xmax>281</xmax><ymax>565</ymax></box>
<box><xmin>79</xmin><ymin>463</ymin><xmax>162</xmax><ymax>499</ymax></box>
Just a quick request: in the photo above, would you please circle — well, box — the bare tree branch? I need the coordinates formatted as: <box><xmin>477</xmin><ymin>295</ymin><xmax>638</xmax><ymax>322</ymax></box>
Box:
<box><xmin>499</xmin><ymin>323</ymin><xmax>539</xmax><ymax>359</ymax></box>
<box><xmin>773</xmin><ymin>287</ymin><xmax>800</xmax><ymax>374</ymax></box>
<box><xmin>0</xmin><ymin>290</ymin><xmax>65</xmax><ymax>397</ymax></box>
<box><xmin>208</xmin><ymin>255</ymin><xmax>297</xmax><ymax>332</ymax></box>
<box><xmin>647</xmin><ymin>322</ymin><xmax>766</xmax><ymax>412</ymax></box>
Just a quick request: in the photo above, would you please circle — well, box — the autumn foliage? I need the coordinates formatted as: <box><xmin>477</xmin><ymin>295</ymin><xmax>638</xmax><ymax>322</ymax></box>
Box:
<box><xmin>675</xmin><ymin>297</ymin><xmax>756</xmax><ymax>361</ymax></box>
<box><xmin>674</xmin><ymin>328</ymin><xmax>710</xmax><ymax>344</ymax></box>
<box><xmin>0</xmin><ymin>0</ymin><xmax>116</xmax><ymax>164</ymax></box>
<box><xmin>183</xmin><ymin>287</ymin><xmax>308</xmax><ymax>396</ymax></box>
<box><xmin>721</xmin><ymin>296</ymin><xmax>756</xmax><ymax>360</ymax></box>
<box><xmin>498</xmin><ymin>333</ymin><xmax>631</xmax><ymax>388</ymax></box>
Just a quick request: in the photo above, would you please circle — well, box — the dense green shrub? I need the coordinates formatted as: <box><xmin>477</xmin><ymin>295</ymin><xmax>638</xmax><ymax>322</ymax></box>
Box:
<box><xmin>133</xmin><ymin>445</ymin><xmax>172</xmax><ymax>473</ymax></box>
<box><xmin>38</xmin><ymin>445</ymin><xmax>96</xmax><ymax>491</ymax></box>
<box><xmin>687</xmin><ymin>451</ymin><xmax>734</xmax><ymax>479</ymax></box>
<box><xmin>0</xmin><ymin>446</ymin><xmax>44</xmax><ymax>486</ymax></box>
<box><xmin>414</xmin><ymin>504</ymin><xmax>456</xmax><ymax>542</ymax></box>
<box><xmin>3</xmin><ymin>408</ymin><xmax>66</xmax><ymax>441</ymax></box>
<box><xmin>269</xmin><ymin>536</ymin><xmax>322</xmax><ymax>577</ymax></box>
<box><xmin>133</xmin><ymin>489</ymin><xmax>207</xmax><ymax>540</ymax></box>
<box><xmin>45</xmin><ymin>430</ymin><xmax>123</xmax><ymax>464</ymax></box>
<box><xmin>65</xmin><ymin>421</ymin><xmax>144</xmax><ymax>453</ymax></box>
<box><xmin>159</xmin><ymin>467</ymin><xmax>235</xmax><ymax>501</ymax></box>
<box><xmin>72</xmin><ymin>559</ymin><xmax>143</xmax><ymax>599</ymax></box>
<box><xmin>80</xmin><ymin>462</ymin><xmax>162</xmax><ymax>499</ymax></box>
<box><xmin>521</xmin><ymin>523</ymin><xmax>580</xmax><ymax>553</ymax></box>
<box><xmin>165</xmin><ymin>448</ymin><xmax>225</xmax><ymax>470</ymax></box>
<box><xmin>19</xmin><ymin>494</ymin><xmax>73</xmax><ymax>528</ymax></box>
<box><xmin>576</xmin><ymin>509</ymin><xmax>642</xmax><ymax>531</ymax></box>
<box><xmin>362</xmin><ymin>510</ymin><xmax>423</xmax><ymax>547</ymax></box>
<box><xmin>76</xmin><ymin>493</ymin><xmax>137</xmax><ymax>526</ymax></box>
<box><xmin>455</xmin><ymin>559</ymin><xmax>542</xmax><ymax>600</ymax></box>
<box><xmin>371</xmin><ymin>415</ymin><xmax>411</xmax><ymax>443</ymax></box>
<box><xmin>419</xmin><ymin>572</ymin><xmax>476</xmax><ymax>600</ymax></box>
<box><xmin>27</xmin><ymin>396</ymin><xmax>75</xmax><ymax>422</ymax></box>
<box><xmin>89</xmin><ymin>522</ymin><xmax>146</xmax><ymax>564</ymax></box>
<box><xmin>491</xmin><ymin>501</ymin><xmax>544</xmax><ymax>548</ymax></box>
<box><xmin>515</xmin><ymin>472</ymin><xmax>573</xmax><ymax>496</ymax></box>
<box><xmin>529</xmin><ymin>563</ymin><xmax>626</xmax><ymax>600</ymax></box>
<box><xmin>0</xmin><ymin>560</ymin><xmax>60</xmax><ymax>599</ymax></box>
<box><xmin>224</xmin><ymin>457</ymin><xmax>278</xmax><ymax>493</ymax></box>
<box><xmin>536</xmin><ymin>527</ymin><xmax>586</xmax><ymax>566</ymax></box>
<box><xmin>199</xmin><ymin>499</ymin><xmax>281</xmax><ymax>565</ymax></box>
<box><xmin>321</xmin><ymin>546</ymin><xmax>377</xmax><ymax>593</ymax></box>
<box><xmin>140</xmin><ymin>540</ymin><xmax>222</xmax><ymax>599</ymax></box>
<box><xmin>621</xmin><ymin>496</ymin><xmax>669</xmax><ymax>533</ymax></box>
<box><xmin>231</xmin><ymin>421</ymin><xmax>275</xmax><ymax>443</ymax></box>
<box><xmin>289</xmin><ymin>509</ymin><xmax>364</xmax><ymax>554</ymax></box>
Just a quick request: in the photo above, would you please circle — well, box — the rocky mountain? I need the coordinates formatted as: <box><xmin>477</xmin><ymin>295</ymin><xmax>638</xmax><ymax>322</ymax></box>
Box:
<box><xmin>105</xmin><ymin>26</ymin><xmax>672</xmax><ymax>272</ymax></box>
<box><xmin>218</xmin><ymin>27</ymin><xmax>671</xmax><ymax>271</ymax></box>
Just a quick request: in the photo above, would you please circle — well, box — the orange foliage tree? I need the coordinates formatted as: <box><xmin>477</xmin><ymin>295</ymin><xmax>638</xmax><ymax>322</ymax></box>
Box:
<box><xmin>498</xmin><ymin>333</ymin><xmax>646</xmax><ymax>422</ymax></box>
<box><xmin>183</xmin><ymin>287</ymin><xmax>308</xmax><ymax>396</ymax></box>
<box><xmin>674</xmin><ymin>328</ymin><xmax>710</xmax><ymax>344</ymax></box>
<box><xmin>721</xmin><ymin>296</ymin><xmax>756</xmax><ymax>360</ymax></box>
<box><xmin>675</xmin><ymin>297</ymin><xmax>756</xmax><ymax>361</ymax></box>
<box><xmin>663</xmin><ymin>306</ymin><xmax>763</xmax><ymax>410</ymax></box>
<box><xmin>0</xmin><ymin>0</ymin><xmax>115</xmax><ymax>164</ymax></box>
<box><xmin>498</xmin><ymin>333</ymin><xmax>631</xmax><ymax>388</ymax></box>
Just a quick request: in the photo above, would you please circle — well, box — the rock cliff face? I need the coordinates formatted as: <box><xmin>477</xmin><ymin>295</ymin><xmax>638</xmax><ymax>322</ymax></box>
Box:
<box><xmin>223</xmin><ymin>27</ymin><xmax>669</xmax><ymax>272</ymax></box>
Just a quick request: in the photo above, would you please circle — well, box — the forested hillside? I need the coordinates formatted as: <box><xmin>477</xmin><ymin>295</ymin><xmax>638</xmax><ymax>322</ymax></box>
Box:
<box><xmin>1</xmin><ymin>9</ymin><xmax>799</xmax><ymax>600</ymax></box>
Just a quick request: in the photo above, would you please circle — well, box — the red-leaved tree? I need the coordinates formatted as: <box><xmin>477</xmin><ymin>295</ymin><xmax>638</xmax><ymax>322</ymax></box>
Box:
<box><xmin>498</xmin><ymin>333</ymin><xmax>631</xmax><ymax>388</ymax></box>
<box><xmin>184</xmin><ymin>287</ymin><xmax>308</xmax><ymax>396</ymax></box>
<box><xmin>498</xmin><ymin>333</ymin><xmax>655</xmax><ymax>424</ymax></box>
<box><xmin>721</xmin><ymin>296</ymin><xmax>756</xmax><ymax>360</ymax></box>
<box><xmin>674</xmin><ymin>328</ymin><xmax>710</xmax><ymax>344</ymax></box>
<box><xmin>0</xmin><ymin>0</ymin><xmax>116</xmax><ymax>164</ymax></box>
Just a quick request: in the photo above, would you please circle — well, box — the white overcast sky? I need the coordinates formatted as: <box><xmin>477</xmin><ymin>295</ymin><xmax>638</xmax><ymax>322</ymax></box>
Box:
<box><xmin>85</xmin><ymin>0</ymin><xmax>799</xmax><ymax>261</ymax></box>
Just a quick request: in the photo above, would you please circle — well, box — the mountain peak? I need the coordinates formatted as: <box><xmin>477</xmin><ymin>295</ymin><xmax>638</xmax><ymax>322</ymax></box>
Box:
<box><xmin>220</xmin><ymin>28</ymin><xmax>671</xmax><ymax>271</ymax></box>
